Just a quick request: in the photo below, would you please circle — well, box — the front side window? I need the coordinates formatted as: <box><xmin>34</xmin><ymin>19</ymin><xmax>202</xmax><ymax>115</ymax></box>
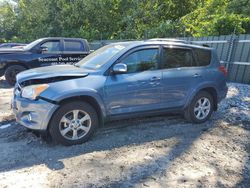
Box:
<box><xmin>120</xmin><ymin>49</ymin><xmax>159</xmax><ymax>73</ymax></box>
<box><xmin>162</xmin><ymin>48</ymin><xmax>195</xmax><ymax>69</ymax></box>
<box><xmin>40</xmin><ymin>41</ymin><xmax>60</xmax><ymax>53</ymax></box>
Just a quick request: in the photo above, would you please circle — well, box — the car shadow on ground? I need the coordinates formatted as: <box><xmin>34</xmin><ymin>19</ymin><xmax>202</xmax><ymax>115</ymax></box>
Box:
<box><xmin>101</xmin><ymin>85</ymin><xmax>250</xmax><ymax>187</ymax></box>
<box><xmin>227</xmin><ymin>121</ymin><xmax>250</xmax><ymax>187</ymax></box>
<box><xmin>102</xmin><ymin>115</ymin><xmax>240</xmax><ymax>187</ymax></box>
<box><xmin>0</xmin><ymin>114</ymin><xmax>212</xmax><ymax>174</ymax></box>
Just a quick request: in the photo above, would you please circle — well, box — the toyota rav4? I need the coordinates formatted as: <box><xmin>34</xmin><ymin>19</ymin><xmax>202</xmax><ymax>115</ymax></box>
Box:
<box><xmin>12</xmin><ymin>40</ymin><xmax>228</xmax><ymax>145</ymax></box>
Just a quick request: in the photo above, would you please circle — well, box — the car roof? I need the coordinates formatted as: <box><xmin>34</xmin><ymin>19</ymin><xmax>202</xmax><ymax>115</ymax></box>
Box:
<box><xmin>40</xmin><ymin>37</ymin><xmax>87</xmax><ymax>41</ymax></box>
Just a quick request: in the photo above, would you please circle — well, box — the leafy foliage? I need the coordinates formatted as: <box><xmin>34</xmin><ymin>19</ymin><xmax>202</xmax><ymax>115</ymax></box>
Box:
<box><xmin>180</xmin><ymin>0</ymin><xmax>250</xmax><ymax>37</ymax></box>
<box><xmin>0</xmin><ymin>3</ymin><xmax>17</xmax><ymax>42</ymax></box>
<box><xmin>0</xmin><ymin>0</ymin><xmax>249</xmax><ymax>42</ymax></box>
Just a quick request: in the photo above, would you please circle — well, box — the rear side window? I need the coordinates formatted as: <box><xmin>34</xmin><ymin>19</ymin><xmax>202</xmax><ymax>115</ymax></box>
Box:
<box><xmin>64</xmin><ymin>40</ymin><xmax>84</xmax><ymax>52</ymax></box>
<box><xmin>162</xmin><ymin>48</ymin><xmax>196</xmax><ymax>69</ymax></box>
<box><xmin>193</xmin><ymin>48</ymin><xmax>211</xmax><ymax>66</ymax></box>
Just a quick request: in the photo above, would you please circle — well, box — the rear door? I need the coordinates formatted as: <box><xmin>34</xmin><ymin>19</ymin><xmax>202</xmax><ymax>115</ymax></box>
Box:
<box><xmin>160</xmin><ymin>46</ymin><xmax>204</xmax><ymax>108</ymax></box>
<box><xmin>61</xmin><ymin>39</ymin><xmax>88</xmax><ymax>65</ymax></box>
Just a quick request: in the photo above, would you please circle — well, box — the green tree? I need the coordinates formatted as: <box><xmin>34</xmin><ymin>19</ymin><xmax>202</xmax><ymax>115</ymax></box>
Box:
<box><xmin>0</xmin><ymin>0</ymin><xmax>249</xmax><ymax>42</ymax></box>
<box><xmin>180</xmin><ymin>0</ymin><xmax>250</xmax><ymax>37</ymax></box>
<box><xmin>0</xmin><ymin>3</ymin><xmax>18</xmax><ymax>41</ymax></box>
<box><xmin>228</xmin><ymin>0</ymin><xmax>250</xmax><ymax>17</ymax></box>
<box><xmin>16</xmin><ymin>0</ymin><xmax>49</xmax><ymax>42</ymax></box>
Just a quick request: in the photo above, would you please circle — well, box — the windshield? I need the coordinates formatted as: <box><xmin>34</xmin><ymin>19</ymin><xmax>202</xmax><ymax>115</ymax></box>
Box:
<box><xmin>23</xmin><ymin>38</ymin><xmax>44</xmax><ymax>50</ymax></box>
<box><xmin>76</xmin><ymin>44</ymin><xmax>128</xmax><ymax>69</ymax></box>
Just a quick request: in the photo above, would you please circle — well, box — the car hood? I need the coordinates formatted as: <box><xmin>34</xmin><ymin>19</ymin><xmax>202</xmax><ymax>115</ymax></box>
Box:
<box><xmin>17</xmin><ymin>65</ymin><xmax>89</xmax><ymax>86</ymax></box>
<box><xmin>0</xmin><ymin>48</ymin><xmax>26</xmax><ymax>54</ymax></box>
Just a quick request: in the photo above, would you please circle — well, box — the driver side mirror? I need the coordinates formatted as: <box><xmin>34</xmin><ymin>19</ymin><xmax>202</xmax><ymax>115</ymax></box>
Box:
<box><xmin>112</xmin><ymin>63</ymin><xmax>127</xmax><ymax>74</ymax></box>
<box><xmin>40</xmin><ymin>46</ymin><xmax>48</xmax><ymax>53</ymax></box>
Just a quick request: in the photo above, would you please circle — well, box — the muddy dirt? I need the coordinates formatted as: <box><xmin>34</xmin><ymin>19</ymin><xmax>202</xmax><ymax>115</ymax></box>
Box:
<box><xmin>0</xmin><ymin>76</ymin><xmax>249</xmax><ymax>187</ymax></box>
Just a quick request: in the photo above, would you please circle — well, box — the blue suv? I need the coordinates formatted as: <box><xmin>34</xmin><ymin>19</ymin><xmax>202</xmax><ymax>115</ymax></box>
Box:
<box><xmin>12</xmin><ymin>40</ymin><xmax>228</xmax><ymax>145</ymax></box>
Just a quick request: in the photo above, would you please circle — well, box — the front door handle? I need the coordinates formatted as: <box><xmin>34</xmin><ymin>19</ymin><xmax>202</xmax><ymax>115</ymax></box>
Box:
<box><xmin>193</xmin><ymin>73</ymin><xmax>201</xmax><ymax>78</ymax></box>
<box><xmin>150</xmin><ymin>76</ymin><xmax>161</xmax><ymax>81</ymax></box>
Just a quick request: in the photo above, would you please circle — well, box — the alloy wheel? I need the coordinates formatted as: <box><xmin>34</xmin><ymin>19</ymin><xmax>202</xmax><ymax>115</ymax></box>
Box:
<box><xmin>59</xmin><ymin>110</ymin><xmax>91</xmax><ymax>140</ymax></box>
<box><xmin>194</xmin><ymin>97</ymin><xmax>211</xmax><ymax>120</ymax></box>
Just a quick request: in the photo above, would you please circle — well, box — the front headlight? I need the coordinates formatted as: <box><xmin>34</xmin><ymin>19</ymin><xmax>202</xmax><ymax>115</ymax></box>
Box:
<box><xmin>21</xmin><ymin>84</ymin><xmax>49</xmax><ymax>100</ymax></box>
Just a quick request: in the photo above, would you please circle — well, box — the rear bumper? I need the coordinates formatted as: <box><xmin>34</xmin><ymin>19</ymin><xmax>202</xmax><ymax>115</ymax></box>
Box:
<box><xmin>12</xmin><ymin>95</ymin><xmax>59</xmax><ymax>130</ymax></box>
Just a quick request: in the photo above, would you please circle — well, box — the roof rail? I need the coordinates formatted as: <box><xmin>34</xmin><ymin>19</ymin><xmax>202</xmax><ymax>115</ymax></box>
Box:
<box><xmin>148</xmin><ymin>38</ymin><xmax>187</xmax><ymax>43</ymax></box>
<box><xmin>147</xmin><ymin>38</ymin><xmax>210</xmax><ymax>47</ymax></box>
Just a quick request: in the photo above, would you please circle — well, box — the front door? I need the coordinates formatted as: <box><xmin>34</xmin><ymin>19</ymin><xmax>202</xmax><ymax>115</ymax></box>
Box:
<box><xmin>30</xmin><ymin>39</ymin><xmax>63</xmax><ymax>67</ymax></box>
<box><xmin>104</xmin><ymin>46</ymin><xmax>162</xmax><ymax>115</ymax></box>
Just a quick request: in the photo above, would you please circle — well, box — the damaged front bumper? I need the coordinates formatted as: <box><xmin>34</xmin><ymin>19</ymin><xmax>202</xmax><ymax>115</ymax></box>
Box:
<box><xmin>12</xmin><ymin>93</ymin><xmax>58</xmax><ymax>131</ymax></box>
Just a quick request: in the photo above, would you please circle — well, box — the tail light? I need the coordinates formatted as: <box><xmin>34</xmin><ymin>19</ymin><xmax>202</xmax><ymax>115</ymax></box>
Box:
<box><xmin>218</xmin><ymin>66</ymin><xmax>227</xmax><ymax>76</ymax></box>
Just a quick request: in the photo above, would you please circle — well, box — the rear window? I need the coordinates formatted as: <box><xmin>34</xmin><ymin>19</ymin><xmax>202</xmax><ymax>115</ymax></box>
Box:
<box><xmin>64</xmin><ymin>40</ymin><xmax>84</xmax><ymax>51</ymax></box>
<box><xmin>193</xmin><ymin>48</ymin><xmax>211</xmax><ymax>66</ymax></box>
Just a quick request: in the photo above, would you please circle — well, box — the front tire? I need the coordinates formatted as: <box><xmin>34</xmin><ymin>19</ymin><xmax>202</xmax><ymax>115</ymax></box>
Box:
<box><xmin>5</xmin><ymin>65</ymin><xmax>26</xmax><ymax>86</ymax></box>
<box><xmin>49</xmin><ymin>101</ymin><xmax>99</xmax><ymax>146</ymax></box>
<box><xmin>184</xmin><ymin>91</ymin><xmax>214</xmax><ymax>123</ymax></box>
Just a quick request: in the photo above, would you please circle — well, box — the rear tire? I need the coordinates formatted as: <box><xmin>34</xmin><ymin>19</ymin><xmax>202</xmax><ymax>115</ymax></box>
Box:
<box><xmin>5</xmin><ymin>65</ymin><xmax>26</xmax><ymax>86</ymax></box>
<box><xmin>184</xmin><ymin>91</ymin><xmax>214</xmax><ymax>123</ymax></box>
<box><xmin>49</xmin><ymin>101</ymin><xmax>98</xmax><ymax>146</ymax></box>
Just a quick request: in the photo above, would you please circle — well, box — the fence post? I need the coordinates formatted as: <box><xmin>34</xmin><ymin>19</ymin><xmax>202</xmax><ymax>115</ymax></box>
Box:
<box><xmin>226</xmin><ymin>34</ymin><xmax>236</xmax><ymax>70</ymax></box>
<box><xmin>226</xmin><ymin>27</ymin><xmax>237</xmax><ymax>69</ymax></box>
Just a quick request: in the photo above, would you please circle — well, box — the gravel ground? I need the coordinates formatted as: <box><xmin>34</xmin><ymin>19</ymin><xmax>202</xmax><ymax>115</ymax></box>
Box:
<box><xmin>0</xmin><ymin>76</ymin><xmax>250</xmax><ymax>188</ymax></box>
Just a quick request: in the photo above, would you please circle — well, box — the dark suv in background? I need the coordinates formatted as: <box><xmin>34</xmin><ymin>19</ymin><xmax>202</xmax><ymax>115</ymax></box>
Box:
<box><xmin>0</xmin><ymin>37</ymin><xmax>91</xmax><ymax>85</ymax></box>
<box><xmin>12</xmin><ymin>39</ymin><xmax>228</xmax><ymax>145</ymax></box>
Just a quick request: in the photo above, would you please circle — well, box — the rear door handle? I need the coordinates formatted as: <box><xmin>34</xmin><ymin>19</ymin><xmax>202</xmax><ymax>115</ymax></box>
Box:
<box><xmin>150</xmin><ymin>76</ymin><xmax>161</xmax><ymax>81</ymax></box>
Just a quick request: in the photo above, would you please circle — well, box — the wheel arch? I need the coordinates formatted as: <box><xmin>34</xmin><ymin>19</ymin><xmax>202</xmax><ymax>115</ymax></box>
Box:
<box><xmin>4</xmin><ymin>62</ymin><xmax>29</xmax><ymax>71</ymax></box>
<box><xmin>47</xmin><ymin>95</ymin><xmax>105</xmax><ymax>131</ymax></box>
<box><xmin>186</xmin><ymin>86</ymin><xmax>218</xmax><ymax>111</ymax></box>
<box><xmin>199</xmin><ymin>87</ymin><xmax>218</xmax><ymax>111</ymax></box>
